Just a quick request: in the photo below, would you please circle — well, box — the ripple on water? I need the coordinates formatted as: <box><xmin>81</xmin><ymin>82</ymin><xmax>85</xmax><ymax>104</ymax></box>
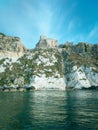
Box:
<box><xmin>0</xmin><ymin>90</ymin><xmax>98</xmax><ymax>130</ymax></box>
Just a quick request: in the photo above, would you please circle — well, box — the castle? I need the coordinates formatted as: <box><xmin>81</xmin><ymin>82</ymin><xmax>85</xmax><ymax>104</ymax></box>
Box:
<box><xmin>36</xmin><ymin>35</ymin><xmax>58</xmax><ymax>48</ymax></box>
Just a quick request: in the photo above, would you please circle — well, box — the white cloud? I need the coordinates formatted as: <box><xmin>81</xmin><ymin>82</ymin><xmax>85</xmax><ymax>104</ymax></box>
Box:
<box><xmin>68</xmin><ymin>25</ymin><xmax>98</xmax><ymax>44</ymax></box>
<box><xmin>87</xmin><ymin>25</ymin><xmax>98</xmax><ymax>39</ymax></box>
<box><xmin>67</xmin><ymin>20</ymin><xmax>75</xmax><ymax>31</ymax></box>
<box><xmin>22</xmin><ymin>1</ymin><xmax>53</xmax><ymax>36</ymax></box>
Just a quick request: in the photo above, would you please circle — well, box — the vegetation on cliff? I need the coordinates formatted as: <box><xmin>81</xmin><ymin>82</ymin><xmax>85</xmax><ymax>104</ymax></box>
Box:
<box><xmin>0</xmin><ymin>33</ymin><xmax>98</xmax><ymax>91</ymax></box>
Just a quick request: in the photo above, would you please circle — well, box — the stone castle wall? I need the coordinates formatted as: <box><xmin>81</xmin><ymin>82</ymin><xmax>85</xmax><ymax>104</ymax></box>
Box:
<box><xmin>36</xmin><ymin>35</ymin><xmax>58</xmax><ymax>48</ymax></box>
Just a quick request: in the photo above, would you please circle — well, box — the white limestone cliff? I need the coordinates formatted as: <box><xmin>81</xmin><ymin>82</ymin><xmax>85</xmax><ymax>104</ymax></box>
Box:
<box><xmin>0</xmin><ymin>34</ymin><xmax>98</xmax><ymax>91</ymax></box>
<box><xmin>29</xmin><ymin>75</ymin><xmax>65</xmax><ymax>90</ymax></box>
<box><xmin>0</xmin><ymin>33</ymin><xmax>26</xmax><ymax>61</ymax></box>
<box><xmin>65</xmin><ymin>66</ymin><xmax>98</xmax><ymax>89</ymax></box>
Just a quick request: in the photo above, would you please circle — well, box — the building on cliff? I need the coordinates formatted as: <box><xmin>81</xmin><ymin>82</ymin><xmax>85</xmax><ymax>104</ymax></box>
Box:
<box><xmin>36</xmin><ymin>35</ymin><xmax>58</xmax><ymax>48</ymax></box>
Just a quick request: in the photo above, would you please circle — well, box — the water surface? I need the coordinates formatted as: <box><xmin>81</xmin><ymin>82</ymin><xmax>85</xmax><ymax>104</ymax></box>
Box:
<box><xmin>0</xmin><ymin>90</ymin><xmax>98</xmax><ymax>130</ymax></box>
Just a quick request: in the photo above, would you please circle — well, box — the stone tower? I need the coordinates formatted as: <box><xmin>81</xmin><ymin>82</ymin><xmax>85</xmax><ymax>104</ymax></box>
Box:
<box><xmin>36</xmin><ymin>35</ymin><xmax>58</xmax><ymax>48</ymax></box>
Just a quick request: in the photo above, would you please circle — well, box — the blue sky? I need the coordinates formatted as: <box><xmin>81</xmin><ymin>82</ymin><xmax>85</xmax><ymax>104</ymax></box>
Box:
<box><xmin>0</xmin><ymin>0</ymin><xmax>98</xmax><ymax>48</ymax></box>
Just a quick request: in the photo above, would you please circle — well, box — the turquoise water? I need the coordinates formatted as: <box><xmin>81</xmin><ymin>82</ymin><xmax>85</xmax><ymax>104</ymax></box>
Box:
<box><xmin>0</xmin><ymin>90</ymin><xmax>98</xmax><ymax>130</ymax></box>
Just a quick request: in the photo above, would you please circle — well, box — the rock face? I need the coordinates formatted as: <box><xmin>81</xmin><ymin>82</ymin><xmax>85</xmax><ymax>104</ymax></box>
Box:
<box><xmin>62</xmin><ymin>43</ymin><xmax>98</xmax><ymax>89</ymax></box>
<box><xmin>36</xmin><ymin>35</ymin><xmax>58</xmax><ymax>48</ymax></box>
<box><xmin>28</xmin><ymin>49</ymin><xmax>65</xmax><ymax>90</ymax></box>
<box><xmin>0</xmin><ymin>33</ymin><xmax>26</xmax><ymax>61</ymax></box>
<box><xmin>0</xmin><ymin>48</ymin><xmax>65</xmax><ymax>90</ymax></box>
<box><xmin>0</xmin><ymin>34</ymin><xmax>98</xmax><ymax>91</ymax></box>
<box><xmin>0</xmin><ymin>33</ymin><xmax>26</xmax><ymax>52</ymax></box>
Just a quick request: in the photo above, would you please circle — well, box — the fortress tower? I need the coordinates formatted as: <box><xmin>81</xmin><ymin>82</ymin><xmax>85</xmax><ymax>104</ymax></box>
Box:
<box><xmin>36</xmin><ymin>35</ymin><xmax>58</xmax><ymax>48</ymax></box>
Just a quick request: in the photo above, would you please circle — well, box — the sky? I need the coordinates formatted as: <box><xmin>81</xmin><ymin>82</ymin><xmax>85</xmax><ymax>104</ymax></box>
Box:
<box><xmin>0</xmin><ymin>0</ymin><xmax>98</xmax><ymax>48</ymax></box>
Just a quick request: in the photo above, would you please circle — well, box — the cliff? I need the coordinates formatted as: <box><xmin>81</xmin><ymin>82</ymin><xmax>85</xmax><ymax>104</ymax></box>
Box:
<box><xmin>60</xmin><ymin>42</ymin><xmax>98</xmax><ymax>89</ymax></box>
<box><xmin>0</xmin><ymin>34</ymin><xmax>98</xmax><ymax>91</ymax></box>
<box><xmin>0</xmin><ymin>33</ymin><xmax>26</xmax><ymax>61</ymax></box>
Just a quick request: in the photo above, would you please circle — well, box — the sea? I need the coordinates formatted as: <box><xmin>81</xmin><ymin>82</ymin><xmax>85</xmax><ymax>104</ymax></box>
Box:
<box><xmin>0</xmin><ymin>90</ymin><xmax>98</xmax><ymax>130</ymax></box>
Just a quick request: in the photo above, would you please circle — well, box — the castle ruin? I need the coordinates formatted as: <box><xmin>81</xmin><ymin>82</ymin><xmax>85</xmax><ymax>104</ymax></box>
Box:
<box><xmin>36</xmin><ymin>35</ymin><xmax>58</xmax><ymax>48</ymax></box>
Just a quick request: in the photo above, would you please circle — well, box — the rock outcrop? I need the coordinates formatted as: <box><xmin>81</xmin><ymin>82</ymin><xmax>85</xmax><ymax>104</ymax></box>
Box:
<box><xmin>0</xmin><ymin>33</ymin><xmax>26</xmax><ymax>61</ymax></box>
<box><xmin>0</xmin><ymin>33</ymin><xmax>26</xmax><ymax>52</ymax></box>
<box><xmin>0</xmin><ymin>34</ymin><xmax>98</xmax><ymax>91</ymax></box>
<box><xmin>36</xmin><ymin>35</ymin><xmax>58</xmax><ymax>48</ymax></box>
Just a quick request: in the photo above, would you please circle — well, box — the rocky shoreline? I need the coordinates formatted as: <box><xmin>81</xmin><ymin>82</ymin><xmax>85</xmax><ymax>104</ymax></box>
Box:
<box><xmin>0</xmin><ymin>86</ymin><xmax>36</xmax><ymax>92</ymax></box>
<box><xmin>1</xmin><ymin>85</ymin><xmax>98</xmax><ymax>92</ymax></box>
